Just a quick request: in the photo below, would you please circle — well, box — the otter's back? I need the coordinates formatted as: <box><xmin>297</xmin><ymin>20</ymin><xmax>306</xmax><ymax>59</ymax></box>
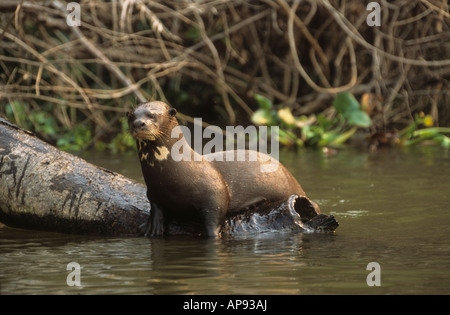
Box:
<box><xmin>206</xmin><ymin>150</ymin><xmax>305</xmax><ymax>213</ymax></box>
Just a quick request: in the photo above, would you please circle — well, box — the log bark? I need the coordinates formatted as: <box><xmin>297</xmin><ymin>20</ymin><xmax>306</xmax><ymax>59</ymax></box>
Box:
<box><xmin>0</xmin><ymin>117</ymin><xmax>338</xmax><ymax>236</ymax></box>
<box><xmin>0</xmin><ymin>117</ymin><xmax>149</xmax><ymax>236</ymax></box>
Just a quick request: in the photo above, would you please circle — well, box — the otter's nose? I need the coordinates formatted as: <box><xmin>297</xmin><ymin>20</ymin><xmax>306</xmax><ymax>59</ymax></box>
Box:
<box><xmin>132</xmin><ymin>120</ymin><xmax>146</xmax><ymax>129</ymax></box>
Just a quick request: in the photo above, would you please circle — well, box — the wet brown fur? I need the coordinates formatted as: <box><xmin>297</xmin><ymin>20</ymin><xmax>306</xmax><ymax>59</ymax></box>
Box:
<box><xmin>128</xmin><ymin>101</ymin><xmax>320</xmax><ymax>237</ymax></box>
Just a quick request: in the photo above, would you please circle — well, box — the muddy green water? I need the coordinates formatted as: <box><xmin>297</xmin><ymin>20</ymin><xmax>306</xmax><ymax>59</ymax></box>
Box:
<box><xmin>1</xmin><ymin>146</ymin><xmax>449</xmax><ymax>294</ymax></box>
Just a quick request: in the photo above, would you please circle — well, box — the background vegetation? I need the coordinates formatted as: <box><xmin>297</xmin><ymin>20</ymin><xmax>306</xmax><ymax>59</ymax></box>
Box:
<box><xmin>1</xmin><ymin>0</ymin><xmax>449</xmax><ymax>152</ymax></box>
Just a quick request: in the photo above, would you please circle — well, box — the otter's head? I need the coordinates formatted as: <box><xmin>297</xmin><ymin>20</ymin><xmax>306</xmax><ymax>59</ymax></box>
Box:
<box><xmin>127</xmin><ymin>101</ymin><xmax>177</xmax><ymax>143</ymax></box>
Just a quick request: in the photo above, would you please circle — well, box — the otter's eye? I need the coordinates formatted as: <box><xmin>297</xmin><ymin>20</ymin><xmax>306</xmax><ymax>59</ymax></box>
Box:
<box><xmin>146</xmin><ymin>113</ymin><xmax>155</xmax><ymax>119</ymax></box>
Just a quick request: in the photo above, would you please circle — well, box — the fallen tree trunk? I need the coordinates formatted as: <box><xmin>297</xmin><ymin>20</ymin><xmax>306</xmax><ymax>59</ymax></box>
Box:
<box><xmin>0</xmin><ymin>117</ymin><xmax>337</xmax><ymax>236</ymax></box>
<box><xmin>0</xmin><ymin>117</ymin><xmax>150</xmax><ymax>236</ymax></box>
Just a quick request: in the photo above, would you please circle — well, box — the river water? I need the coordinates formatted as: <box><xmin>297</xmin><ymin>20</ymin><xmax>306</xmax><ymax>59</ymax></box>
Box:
<box><xmin>1</xmin><ymin>146</ymin><xmax>449</xmax><ymax>294</ymax></box>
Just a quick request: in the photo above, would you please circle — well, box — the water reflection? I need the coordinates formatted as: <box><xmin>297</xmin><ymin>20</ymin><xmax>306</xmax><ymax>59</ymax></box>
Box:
<box><xmin>1</xmin><ymin>226</ymin><xmax>339</xmax><ymax>294</ymax></box>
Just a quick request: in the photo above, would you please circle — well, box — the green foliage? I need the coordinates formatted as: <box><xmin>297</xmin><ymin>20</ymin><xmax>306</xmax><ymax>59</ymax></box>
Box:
<box><xmin>185</xmin><ymin>26</ymin><xmax>200</xmax><ymax>40</ymax></box>
<box><xmin>400</xmin><ymin>113</ymin><xmax>450</xmax><ymax>147</ymax></box>
<box><xmin>252</xmin><ymin>92</ymin><xmax>372</xmax><ymax>148</ymax></box>
<box><xmin>56</xmin><ymin>125</ymin><xmax>92</xmax><ymax>152</ymax></box>
<box><xmin>95</xmin><ymin>117</ymin><xmax>136</xmax><ymax>153</ymax></box>
<box><xmin>252</xmin><ymin>93</ymin><xmax>450</xmax><ymax>149</ymax></box>
<box><xmin>254</xmin><ymin>94</ymin><xmax>273</xmax><ymax>111</ymax></box>
<box><xmin>333</xmin><ymin>92</ymin><xmax>372</xmax><ymax>128</ymax></box>
<box><xmin>6</xmin><ymin>102</ymin><xmax>58</xmax><ymax>139</ymax></box>
<box><xmin>4</xmin><ymin>101</ymin><xmax>135</xmax><ymax>153</ymax></box>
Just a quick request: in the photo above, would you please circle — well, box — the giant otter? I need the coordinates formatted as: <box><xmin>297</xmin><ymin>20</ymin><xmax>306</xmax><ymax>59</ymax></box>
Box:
<box><xmin>128</xmin><ymin>101</ymin><xmax>323</xmax><ymax>237</ymax></box>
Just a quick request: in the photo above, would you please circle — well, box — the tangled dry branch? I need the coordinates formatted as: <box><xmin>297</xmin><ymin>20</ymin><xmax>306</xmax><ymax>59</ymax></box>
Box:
<box><xmin>0</xmin><ymin>0</ymin><xmax>449</xmax><ymax>133</ymax></box>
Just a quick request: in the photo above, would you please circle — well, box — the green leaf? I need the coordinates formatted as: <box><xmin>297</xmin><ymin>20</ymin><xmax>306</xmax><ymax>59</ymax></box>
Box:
<box><xmin>277</xmin><ymin>129</ymin><xmax>296</xmax><ymax>146</ymax></box>
<box><xmin>333</xmin><ymin>92</ymin><xmax>372</xmax><ymax>127</ymax></box>
<box><xmin>412</xmin><ymin>128</ymin><xmax>439</xmax><ymax>138</ymax></box>
<box><xmin>330</xmin><ymin>126</ymin><xmax>358</xmax><ymax>146</ymax></box>
<box><xmin>318</xmin><ymin>131</ymin><xmax>338</xmax><ymax>146</ymax></box>
<box><xmin>440</xmin><ymin>135</ymin><xmax>450</xmax><ymax>148</ymax></box>
<box><xmin>316</xmin><ymin>114</ymin><xmax>335</xmax><ymax>130</ymax></box>
<box><xmin>413</xmin><ymin>127</ymin><xmax>450</xmax><ymax>136</ymax></box>
<box><xmin>347</xmin><ymin>110</ymin><xmax>372</xmax><ymax>127</ymax></box>
<box><xmin>254</xmin><ymin>94</ymin><xmax>273</xmax><ymax>110</ymax></box>
<box><xmin>251</xmin><ymin>109</ymin><xmax>272</xmax><ymax>125</ymax></box>
<box><xmin>333</xmin><ymin>92</ymin><xmax>360</xmax><ymax>116</ymax></box>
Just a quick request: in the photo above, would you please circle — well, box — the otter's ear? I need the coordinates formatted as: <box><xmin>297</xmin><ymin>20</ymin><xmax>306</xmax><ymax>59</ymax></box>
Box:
<box><xmin>168</xmin><ymin>108</ymin><xmax>177</xmax><ymax>117</ymax></box>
